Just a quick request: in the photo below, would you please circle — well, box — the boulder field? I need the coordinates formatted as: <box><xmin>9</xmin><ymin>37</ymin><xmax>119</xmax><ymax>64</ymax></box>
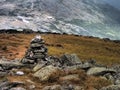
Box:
<box><xmin>0</xmin><ymin>35</ymin><xmax>119</xmax><ymax>90</ymax></box>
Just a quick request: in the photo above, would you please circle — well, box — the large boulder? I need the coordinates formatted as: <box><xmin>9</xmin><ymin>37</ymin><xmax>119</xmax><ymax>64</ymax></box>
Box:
<box><xmin>60</xmin><ymin>54</ymin><xmax>82</xmax><ymax>66</ymax></box>
<box><xmin>47</xmin><ymin>56</ymin><xmax>62</xmax><ymax>67</ymax></box>
<box><xmin>87</xmin><ymin>67</ymin><xmax>116</xmax><ymax>76</ymax></box>
<box><xmin>33</xmin><ymin>65</ymin><xmax>63</xmax><ymax>82</ymax></box>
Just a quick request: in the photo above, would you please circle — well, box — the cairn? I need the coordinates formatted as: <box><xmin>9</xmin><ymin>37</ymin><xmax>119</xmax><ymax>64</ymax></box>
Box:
<box><xmin>21</xmin><ymin>35</ymin><xmax>48</xmax><ymax>64</ymax></box>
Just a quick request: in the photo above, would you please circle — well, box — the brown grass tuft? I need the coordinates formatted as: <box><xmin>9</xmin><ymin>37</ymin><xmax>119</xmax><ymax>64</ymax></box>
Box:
<box><xmin>85</xmin><ymin>76</ymin><xmax>112</xmax><ymax>90</ymax></box>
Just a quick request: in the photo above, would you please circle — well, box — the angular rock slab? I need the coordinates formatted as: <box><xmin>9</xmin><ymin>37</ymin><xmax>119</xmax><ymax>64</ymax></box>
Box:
<box><xmin>33</xmin><ymin>63</ymin><xmax>45</xmax><ymax>72</ymax></box>
<box><xmin>87</xmin><ymin>67</ymin><xmax>116</xmax><ymax>76</ymax></box>
<box><xmin>33</xmin><ymin>65</ymin><xmax>63</xmax><ymax>82</ymax></box>
<box><xmin>0</xmin><ymin>60</ymin><xmax>23</xmax><ymax>70</ymax></box>
<box><xmin>60</xmin><ymin>54</ymin><xmax>82</xmax><ymax>66</ymax></box>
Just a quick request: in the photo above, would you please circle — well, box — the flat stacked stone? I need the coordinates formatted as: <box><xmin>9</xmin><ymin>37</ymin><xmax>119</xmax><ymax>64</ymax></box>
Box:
<box><xmin>21</xmin><ymin>35</ymin><xmax>48</xmax><ymax>64</ymax></box>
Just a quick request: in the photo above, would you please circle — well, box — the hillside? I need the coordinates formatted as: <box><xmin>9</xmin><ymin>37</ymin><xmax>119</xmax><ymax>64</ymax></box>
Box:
<box><xmin>0</xmin><ymin>0</ymin><xmax>120</xmax><ymax>39</ymax></box>
<box><xmin>0</xmin><ymin>33</ymin><xmax>120</xmax><ymax>65</ymax></box>
<box><xmin>0</xmin><ymin>33</ymin><xmax>120</xmax><ymax>90</ymax></box>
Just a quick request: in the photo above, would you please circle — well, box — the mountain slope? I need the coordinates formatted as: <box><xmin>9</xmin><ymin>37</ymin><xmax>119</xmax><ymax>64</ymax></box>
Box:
<box><xmin>0</xmin><ymin>33</ymin><xmax>120</xmax><ymax>65</ymax></box>
<box><xmin>0</xmin><ymin>0</ymin><xmax>120</xmax><ymax>40</ymax></box>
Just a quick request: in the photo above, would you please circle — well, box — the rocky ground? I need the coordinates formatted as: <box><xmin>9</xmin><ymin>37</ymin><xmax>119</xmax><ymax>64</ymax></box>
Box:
<box><xmin>0</xmin><ymin>35</ymin><xmax>120</xmax><ymax>90</ymax></box>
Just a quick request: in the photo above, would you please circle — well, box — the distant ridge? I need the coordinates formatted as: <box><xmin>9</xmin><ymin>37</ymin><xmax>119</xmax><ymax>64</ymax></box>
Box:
<box><xmin>0</xmin><ymin>0</ymin><xmax>120</xmax><ymax>40</ymax></box>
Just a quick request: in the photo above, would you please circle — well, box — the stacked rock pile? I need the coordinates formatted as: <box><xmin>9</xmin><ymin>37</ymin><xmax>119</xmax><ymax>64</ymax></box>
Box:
<box><xmin>21</xmin><ymin>35</ymin><xmax>48</xmax><ymax>64</ymax></box>
<box><xmin>0</xmin><ymin>35</ymin><xmax>119</xmax><ymax>90</ymax></box>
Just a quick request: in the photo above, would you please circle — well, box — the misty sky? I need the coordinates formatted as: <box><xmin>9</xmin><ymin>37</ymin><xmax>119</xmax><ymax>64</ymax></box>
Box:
<box><xmin>103</xmin><ymin>0</ymin><xmax>120</xmax><ymax>10</ymax></box>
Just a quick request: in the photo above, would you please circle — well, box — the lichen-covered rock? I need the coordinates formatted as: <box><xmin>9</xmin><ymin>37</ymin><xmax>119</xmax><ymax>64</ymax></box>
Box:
<box><xmin>60</xmin><ymin>54</ymin><xmax>82</xmax><ymax>66</ymax></box>
<box><xmin>33</xmin><ymin>63</ymin><xmax>45</xmax><ymax>72</ymax></box>
<box><xmin>33</xmin><ymin>65</ymin><xmax>63</xmax><ymax>82</ymax></box>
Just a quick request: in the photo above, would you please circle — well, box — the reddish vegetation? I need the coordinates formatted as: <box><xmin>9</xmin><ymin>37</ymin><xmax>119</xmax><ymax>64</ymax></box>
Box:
<box><xmin>0</xmin><ymin>33</ymin><xmax>120</xmax><ymax>65</ymax></box>
<box><xmin>0</xmin><ymin>33</ymin><xmax>117</xmax><ymax>89</ymax></box>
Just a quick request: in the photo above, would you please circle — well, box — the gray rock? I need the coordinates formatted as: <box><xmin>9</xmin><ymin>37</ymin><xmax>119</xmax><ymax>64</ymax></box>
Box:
<box><xmin>33</xmin><ymin>54</ymin><xmax>46</xmax><ymax>59</ymax></box>
<box><xmin>0</xmin><ymin>80</ymin><xmax>24</xmax><ymax>90</ymax></box>
<box><xmin>60</xmin><ymin>54</ymin><xmax>82</xmax><ymax>66</ymax></box>
<box><xmin>47</xmin><ymin>56</ymin><xmax>62</xmax><ymax>67</ymax></box>
<box><xmin>0</xmin><ymin>60</ymin><xmax>23</xmax><ymax>70</ymax></box>
<box><xmin>0</xmin><ymin>66</ymin><xmax>4</xmax><ymax>71</ymax></box>
<box><xmin>87</xmin><ymin>67</ymin><xmax>116</xmax><ymax>76</ymax></box>
<box><xmin>112</xmin><ymin>65</ymin><xmax>120</xmax><ymax>82</ymax></box>
<box><xmin>21</xmin><ymin>58</ymin><xmax>35</xmax><ymax>64</ymax></box>
<box><xmin>31</xmin><ymin>37</ymin><xmax>44</xmax><ymax>44</ymax></box>
<box><xmin>100</xmin><ymin>85</ymin><xmax>120</xmax><ymax>90</ymax></box>
<box><xmin>114</xmin><ymin>79</ymin><xmax>120</xmax><ymax>85</ymax></box>
<box><xmin>0</xmin><ymin>71</ymin><xmax>8</xmax><ymax>76</ymax></box>
<box><xmin>10</xmin><ymin>87</ymin><xmax>26</xmax><ymax>90</ymax></box>
<box><xmin>104</xmin><ymin>73</ymin><xmax>114</xmax><ymax>81</ymax></box>
<box><xmin>33</xmin><ymin>65</ymin><xmax>62</xmax><ymax>82</ymax></box>
<box><xmin>33</xmin><ymin>63</ymin><xmax>45</xmax><ymax>72</ymax></box>
<box><xmin>80</xmin><ymin>62</ymin><xmax>93</xmax><ymax>70</ymax></box>
<box><xmin>30</xmin><ymin>43</ymin><xmax>43</xmax><ymax>48</ymax></box>
<box><xmin>33</xmin><ymin>49</ymin><xmax>47</xmax><ymax>53</ymax></box>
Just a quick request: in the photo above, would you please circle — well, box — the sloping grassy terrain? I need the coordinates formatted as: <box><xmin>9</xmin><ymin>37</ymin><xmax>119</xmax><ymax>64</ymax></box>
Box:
<box><xmin>0</xmin><ymin>33</ymin><xmax>120</xmax><ymax>65</ymax></box>
<box><xmin>0</xmin><ymin>33</ymin><xmax>120</xmax><ymax>89</ymax></box>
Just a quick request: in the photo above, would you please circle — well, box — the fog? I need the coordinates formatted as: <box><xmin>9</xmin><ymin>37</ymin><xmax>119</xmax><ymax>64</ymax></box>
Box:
<box><xmin>103</xmin><ymin>0</ymin><xmax>120</xmax><ymax>10</ymax></box>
